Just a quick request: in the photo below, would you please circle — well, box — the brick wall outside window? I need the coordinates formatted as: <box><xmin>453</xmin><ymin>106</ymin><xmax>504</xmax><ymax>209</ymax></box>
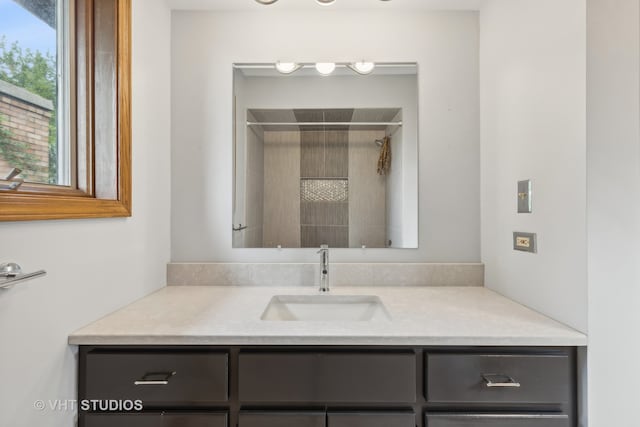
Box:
<box><xmin>0</xmin><ymin>79</ymin><xmax>54</xmax><ymax>183</ymax></box>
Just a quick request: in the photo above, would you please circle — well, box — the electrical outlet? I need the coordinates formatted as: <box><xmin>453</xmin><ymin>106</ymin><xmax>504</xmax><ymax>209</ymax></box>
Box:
<box><xmin>513</xmin><ymin>232</ymin><xmax>537</xmax><ymax>253</ymax></box>
<box><xmin>516</xmin><ymin>236</ymin><xmax>531</xmax><ymax>248</ymax></box>
<box><xmin>518</xmin><ymin>180</ymin><xmax>532</xmax><ymax>213</ymax></box>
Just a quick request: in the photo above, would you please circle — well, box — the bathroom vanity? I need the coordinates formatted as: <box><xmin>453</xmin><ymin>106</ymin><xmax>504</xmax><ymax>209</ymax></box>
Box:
<box><xmin>70</xmin><ymin>286</ymin><xmax>585</xmax><ymax>427</ymax></box>
<box><xmin>78</xmin><ymin>345</ymin><xmax>575</xmax><ymax>427</ymax></box>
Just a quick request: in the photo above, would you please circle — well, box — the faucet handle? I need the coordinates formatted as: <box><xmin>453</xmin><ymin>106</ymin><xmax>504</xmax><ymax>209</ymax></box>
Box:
<box><xmin>317</xmin><ymin>244</ymin><xmax>329</xmax><ymax>253</ymax></box>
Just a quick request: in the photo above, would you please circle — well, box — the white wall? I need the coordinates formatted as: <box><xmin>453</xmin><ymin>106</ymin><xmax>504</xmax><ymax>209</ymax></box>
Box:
<box><xmin>479</xmin><ymin>0</ymin><xmax>587</xmax><ymax>332</ymax></box>
<box><xmin>171</xmin><ymin>9</ymin><xmax>480</xmax><ymax>262</ymax></box>
<box><xmin>0</xmin><ymin>1</ymin><xmax>172</xmax><ymax>426</ymax></box>
<box><xmin>586</xmin><ymin>0</ymin><xmax>640</xmax><ymax>425</ymax></box>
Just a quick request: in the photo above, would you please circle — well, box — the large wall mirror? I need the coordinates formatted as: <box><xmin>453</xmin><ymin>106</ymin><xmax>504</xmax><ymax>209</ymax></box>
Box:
<box><xmin>233</xmin><ymin>63</ymin><xmax>418</xmax><ymax>249</ymax></box>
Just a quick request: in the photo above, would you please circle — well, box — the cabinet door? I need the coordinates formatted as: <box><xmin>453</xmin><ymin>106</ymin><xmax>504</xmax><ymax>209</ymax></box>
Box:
<box><xmin>84</xmin><ymin>350</ymin><xmax>229</xmax><ymax>405</ymax></box>
<box><xmin>239</xmin><ymin>351</ymin><xmax>416</xmax><ymax>403</ymax></box>
<box><xmin>426</xmin><ymin>414</ymin><xmax>570</xmax><ymax>427</ymax></box>
<box><xmin>328</xmin><ymin>412</ymin><xmax>415</xmax><ymax>427</ymax></box>
<box><xmin>83</xmin><ymin>412</ymin><xmax>227</xmax><ymax>427</ymax></box>
<box><xmin>239</xmin><ymin>411</ymin><xmax>325</xmax><ymax>427</ymax></box>
<box><xmin>83</xmin><ymin>413</ymin><xmax>160</xmax><ymax>427</ymax></box>
<box><xmin>163</xmin><ymin>413</ymin><xmax>227</xmax><ymax>427</ymax></box>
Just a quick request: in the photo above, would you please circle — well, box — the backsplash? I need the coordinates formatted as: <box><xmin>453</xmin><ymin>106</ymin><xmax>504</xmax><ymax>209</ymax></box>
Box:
<box><xmin>167</xmin><ymin>263</ymin><xmax>484</xmax><ymax>287</ymax></box>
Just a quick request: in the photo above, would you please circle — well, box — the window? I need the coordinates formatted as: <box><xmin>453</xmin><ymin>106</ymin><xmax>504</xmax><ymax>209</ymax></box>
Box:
<box><xmin>0</xmin><ymin>0</ymin><xmax>70</xmax><ymax>186</ymax></box>
<box><xmin>0</xmin><ymin>0</ymin><xmax>131</xmax><ymax>221</ymax></box>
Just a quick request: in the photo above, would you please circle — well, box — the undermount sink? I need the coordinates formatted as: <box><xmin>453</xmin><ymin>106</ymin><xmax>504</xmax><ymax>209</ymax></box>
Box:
<box><xmin>261</xmin><ymin>295</ymin><xmax>392</xmax><ymax>322</ymax></box>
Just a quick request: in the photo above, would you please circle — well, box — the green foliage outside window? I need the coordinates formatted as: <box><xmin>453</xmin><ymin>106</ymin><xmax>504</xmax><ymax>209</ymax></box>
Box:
<box><xmin>0</xmin><ymin>113</ymin><xmax>38</xmax><ymax>178</ymax></box>
<box><xmin>0</xmin><ymin>36</ymin><xmax>57</xmax><ymax>183</ymax></box>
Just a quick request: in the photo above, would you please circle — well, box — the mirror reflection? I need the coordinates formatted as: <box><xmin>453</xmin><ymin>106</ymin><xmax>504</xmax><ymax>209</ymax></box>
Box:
<box><xmin>233</xmin><ymin>63</ymin><xmax>418</xmax><ymax>249</ymax></box>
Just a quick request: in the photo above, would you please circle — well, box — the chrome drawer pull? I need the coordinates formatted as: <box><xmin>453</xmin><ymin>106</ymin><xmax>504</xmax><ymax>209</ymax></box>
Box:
<box><xmin>134</xmin><ymin>371</ymin><xmax>176</xmax><ymax>386</ymax></box>
<box><xmin>482</xmin><ymin>374</ymin><xmax>521</xmax><ymax>388</ymax></box>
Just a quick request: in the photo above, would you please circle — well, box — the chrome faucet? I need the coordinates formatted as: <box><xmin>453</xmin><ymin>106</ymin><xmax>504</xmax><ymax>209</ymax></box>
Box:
<box><xmin>317</xmin><ymin>244</ymin><xmax>330</xmax><ymax>293</ymax></box>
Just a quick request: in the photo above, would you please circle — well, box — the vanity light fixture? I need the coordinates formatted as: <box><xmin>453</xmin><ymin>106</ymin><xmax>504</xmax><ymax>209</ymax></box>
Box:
<box><xmin>275</xmin><ymin>61</ymin><xmax>303</xmax><ymax>74</ymax></box>
<box><xmin>348</xmin><ymin>61</ymin><xmax>376</xmax><ymax>75</ymax></box>
<box><xmin>256</xmin><ymin>0</ymin><xmax>390</xmax><ymax>5</ymax></box>
<box><xmin>268</xmin><ymin>62</ymin><xmax>379</xmax><ymax>77</ymax></box>
<box><xmin>315</xmin><ymin>62</ymin><xmax>336</xmax><ymax>76</ymax></box>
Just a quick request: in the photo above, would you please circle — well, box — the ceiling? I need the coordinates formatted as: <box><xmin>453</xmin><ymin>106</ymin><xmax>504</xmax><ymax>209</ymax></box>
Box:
<box><xmin>166</xmin><ymin>0</ymin><xmax>484</xmax><ymax>11</ymax></box>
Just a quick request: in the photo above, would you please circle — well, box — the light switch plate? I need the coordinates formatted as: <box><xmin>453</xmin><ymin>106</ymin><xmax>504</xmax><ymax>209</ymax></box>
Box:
<box><xmin>518</xmin><ymin>180</ymin><xmax>532</xmax><ymax>213</ymax></box>
<box><xmin>513</xmin><ymin>232</ymin><xmax>537</xmax><ymax>253</ymax></box>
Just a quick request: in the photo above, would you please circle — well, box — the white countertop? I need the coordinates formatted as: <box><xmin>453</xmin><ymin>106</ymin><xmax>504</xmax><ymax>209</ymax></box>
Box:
<box><xmin>68</xmin><ymin>286</ymin><xmax>587</xmax><ymax>346</ymax></box>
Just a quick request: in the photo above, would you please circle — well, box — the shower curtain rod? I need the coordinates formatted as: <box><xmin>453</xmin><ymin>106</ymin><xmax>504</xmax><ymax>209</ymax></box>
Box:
<box><xmin>247</xmin><ymin>121</ymin><xmax>403</xmax><ymax>127</ymax></box>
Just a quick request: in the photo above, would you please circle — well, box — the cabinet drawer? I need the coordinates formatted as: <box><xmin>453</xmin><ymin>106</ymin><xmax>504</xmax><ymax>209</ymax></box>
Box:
<box><xmin>239</xmin><ymin>411</ymin><xmax>325</xmax><ymax>427</ymax></box>
<box><xmin>426</xmin><ymin>414</ymin><xmax>569</xmax><ymax>427</ymax></box>
<box><xmin>328</xmin><ymin>412</ymin><xmax>415</xmax><ymax>427</ymax></box>
<box><xmin>84</xmin><ymin>350</ymin><xmax>228</xmax><ymax>405</ymax></box>
<box><xmin>83</xmin><ymin>412</ymin><xmax>228</xmax><ymax>427</ymax></box>
<box><xmin>239</xmin><ymin>351</ymin><xmax>416</xmax><ymax>403</ymax></box>
<box><xmin>426</xmin><ymin>352</ymin><xmax>570</xmax><ymax>404</ymax></box>
<box><xmin>83</xmin><ymin>413</ymin><xmax>160</xmax><ymax>427</ymax></box>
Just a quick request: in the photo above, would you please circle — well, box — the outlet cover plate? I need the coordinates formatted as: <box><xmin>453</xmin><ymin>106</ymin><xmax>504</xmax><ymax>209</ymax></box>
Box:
<box><xmin>513</xmin><ymin>232</ymin><xmax>537</xmax><ymax>253</ymax></box>
<box><xmin>518</xmin><ymin>180</ymin><xmax>532</xmax><ymax>213</ymax></box>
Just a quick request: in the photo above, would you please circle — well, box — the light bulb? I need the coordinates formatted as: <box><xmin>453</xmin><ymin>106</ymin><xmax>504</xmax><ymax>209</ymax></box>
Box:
<box><xmin>349</xmin><ymin>61</ymin><xmax>376</xmax><ymax>75</ymax></box>
<box><xmin>275</xmin><ymin>62</ymin><xmax>302</xmax><ymax>74</ymax></box>
<box><xmin>315</xmin><ymin>62</ymin><xmax>336</xmax><ymax>76</ymax></box>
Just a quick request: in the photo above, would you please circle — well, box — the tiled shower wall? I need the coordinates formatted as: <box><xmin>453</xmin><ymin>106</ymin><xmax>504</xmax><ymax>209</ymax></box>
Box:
<box><xmin>300</xmin><ymin>129</ymin><xmax>349</xmax><ymax>247</ymax></box>
<box><xmin>349</xmin><ymin>130</ymin><xmax>387</xmax><ymax>248</ymax></box>
<box><xmin>263</xmin><ymin>131</ymin><xmax>301</xmax><ymax>248</ymax></box>
<box><xmin>263</xmin><ymin>128</ymin><xmax>386</xmax><ymax>248</ymax></box>
<box><xmin>243</xmin><ymin>111</ymin><xmax>265</xmax><ymax>248</ymax></box>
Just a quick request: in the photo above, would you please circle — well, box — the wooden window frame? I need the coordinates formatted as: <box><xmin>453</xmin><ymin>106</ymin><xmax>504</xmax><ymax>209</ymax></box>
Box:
<box><xmin>0</xmin><ymin>0</ymin><xmax>131</xmax><ymax>221</ymax></box>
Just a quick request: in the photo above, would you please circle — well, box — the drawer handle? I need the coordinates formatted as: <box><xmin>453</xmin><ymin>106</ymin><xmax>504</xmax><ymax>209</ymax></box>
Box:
<box><xmin>134</xmin><ymin>371</ymin><xmax>176</xmax><ymax>386</ymax></box>
<box><xmin>482</xmin><ymin>374</ymin><xmax>521</xmax><ymax>388</ymax></box>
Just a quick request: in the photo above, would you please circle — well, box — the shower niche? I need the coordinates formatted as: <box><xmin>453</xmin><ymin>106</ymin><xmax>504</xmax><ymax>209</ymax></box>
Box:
<box><xmin>233</xmin><ymin>64</ymin><xmax>418</xmax><ymax>249</ymax></box>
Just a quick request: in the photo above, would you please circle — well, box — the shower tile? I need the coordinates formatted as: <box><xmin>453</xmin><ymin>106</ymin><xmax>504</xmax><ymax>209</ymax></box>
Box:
<box><xmin>301</xmin><ymin>201</ymin><xmax>349</xmax><ymax>226</ymax></box>
<box><xmin>301</xmin><ymin>225</ymin><xmax>349</xmax><ymax>248</ymax></box>
<box><xmin>300</xmin><ymin>179</ymin><xmax>349</xmax><ymax>203</ymax></box>
<box><xmin>300</xmin><ymin>131</ymin><xmax>324</xmax><ymax>178</ymax></box>
<box><xmin>325</xmin><ymin>130</ymin><xmax>349</xmax><ymax>178</ymax></box>
<box><xmin>349</xmin><ymin>130</ymin><xmax>387</xmax><ymax>249</ymax></box>
<box><xmin>263</xmin><ymin>131</ymin><xmax>301</xmax><ymax>248</ymax></box>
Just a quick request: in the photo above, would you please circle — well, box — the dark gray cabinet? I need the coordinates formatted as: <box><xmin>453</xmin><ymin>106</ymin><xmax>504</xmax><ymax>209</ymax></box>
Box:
<box><xmin>78</xmin><ymin>346</ymin><xmax>576</xmax><ymax>427</ymax></box>
<box><xmin>163</xmin><ymin>413</ymin><xmax>227</xmax><ymax>427</ymax></box>
<box><xmin>84</xmin><ymin>350</ymin><xmax>228</xmax><ymax>405</ymax></box>
<box><xmin>238</xmin><ymin>351</ymin><xmax>416</xmax><ymax>403</ymax></box>
<box><xmin>328</xmin><ymin>412</ymin><xmax>416</xmax><ymax>427</ymax></box>
<box><xmin>426</xmin><ymin>352</ymin><xmax>570</xmax><ymax>404</ymax></box>
<box><xmin>425</xmin><ymin>414</ymin><xmax>570</xmax><ymax>427</ymax></box>
<box><xmin>238</xmin><ymin>411</ymin><xmax>325</xmax><ymax>427</ymax></box>
<box><xmin>83</xmin><ymin>413</ymin><xmax>160</xmax><ymax>427</ymax></box>
<box><xmin>83</xmin><ymin>412</ymin><xmax>228</xmax><ymax>427</ymax></box>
